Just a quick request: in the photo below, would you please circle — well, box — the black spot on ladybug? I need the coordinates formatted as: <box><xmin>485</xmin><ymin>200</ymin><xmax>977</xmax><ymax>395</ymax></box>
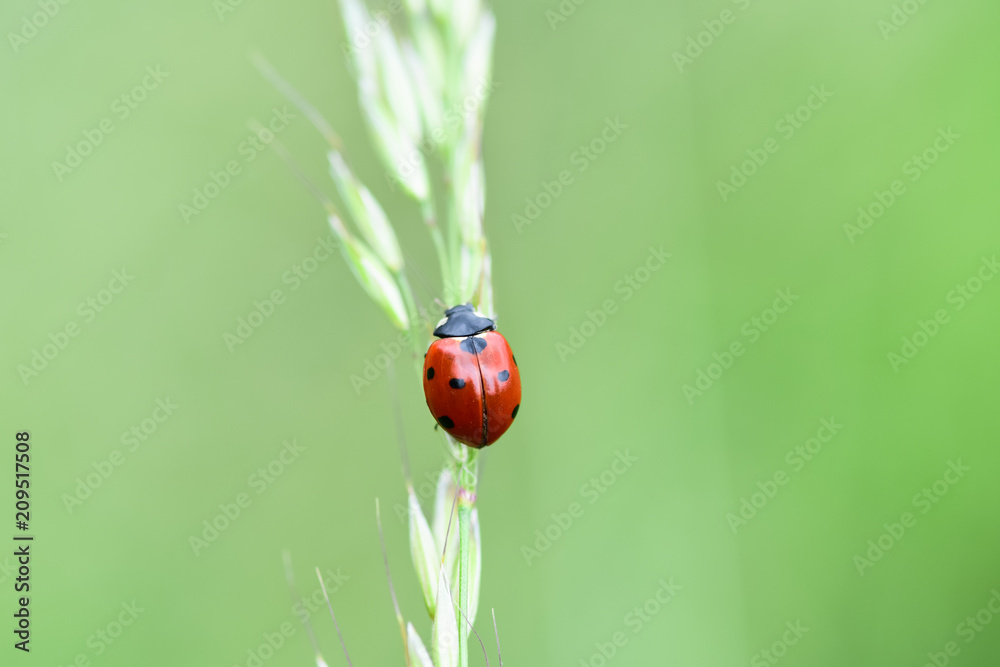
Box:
<box><xmin>426</xmin><ymin>367</ymin><xmax>435</xmax><ymax>380</ymax></box>
<box><xmin>449</xmin><ymin>378</ymin><xmax>466</xmax><ymax>389</ymax></box>
<box><xmin>511</xmin><ymin>404</ymin><xmax>520</xmax><ymax>419</ymax></box>
<box><xmin>498</xmin><ymin>370</ymin><xmax>509</xmax><ymax>382</ymax></box>
<box><xmin>437</xmin><ymin>416</ymin><xmax>455</xmax><ymax>429</ymax></box>
<box><xmin>460</xmin><ymin>336</ymin><xmax>488</xmax><ymax>354</ymax></box>
<box><xmin>513</xmin><ymin>354</ymin><xmax>518</xmax><ymax>367</ymax></box>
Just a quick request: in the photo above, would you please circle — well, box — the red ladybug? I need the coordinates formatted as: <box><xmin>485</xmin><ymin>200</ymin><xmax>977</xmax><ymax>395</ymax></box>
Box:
<box><xmin>422</xmin><ymin>304</ymin><xmax>521</xmax><ymax>448</ymax></box>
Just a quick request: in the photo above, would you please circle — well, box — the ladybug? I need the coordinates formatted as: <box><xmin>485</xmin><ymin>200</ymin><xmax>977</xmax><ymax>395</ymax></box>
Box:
<box><xmin>422</xmin><ymin>304</ymin><xmax>521</xmax><ymax>448</ymax></box>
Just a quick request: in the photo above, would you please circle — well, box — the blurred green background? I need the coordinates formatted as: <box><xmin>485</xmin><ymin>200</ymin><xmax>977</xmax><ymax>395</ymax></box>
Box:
<box><xmin>3</xmin><ymin>0</ymin><xmax>999</xmax><ymax>665</ymax></box>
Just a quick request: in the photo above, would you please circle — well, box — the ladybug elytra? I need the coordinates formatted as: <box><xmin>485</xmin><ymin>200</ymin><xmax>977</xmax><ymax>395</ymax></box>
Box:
<box><xmin>422</xmin><ymin>304</ymin><xmax>521</xmax><ymax>448</ymax></box>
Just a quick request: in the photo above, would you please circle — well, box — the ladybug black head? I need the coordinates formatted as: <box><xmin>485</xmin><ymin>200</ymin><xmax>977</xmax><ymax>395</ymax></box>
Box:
<box><xmin>433</xmin><ymin>304</ymin><xmax>496</xmax><ymax>338</ymax></box>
